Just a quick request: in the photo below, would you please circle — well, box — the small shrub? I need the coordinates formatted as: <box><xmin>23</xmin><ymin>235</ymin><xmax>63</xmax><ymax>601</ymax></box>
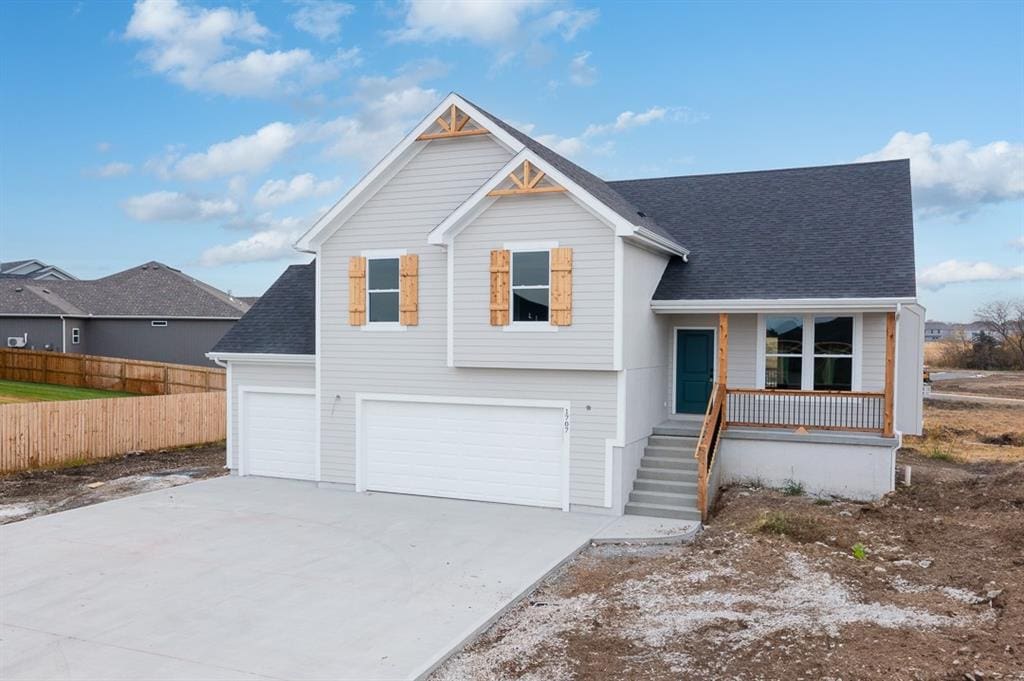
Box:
<box><xmin>851</xmin><ymin>543</ymin><xmax>867</xmax><ymax>560</ymax></box>
<box><xmin>925</xmin><ymin>440</ymin><xmax>957</xmax><ymax>461</ymax></box>
<box><xmin>752</xmin><ymin>511</ymin><xmax>827</xmax><ymax>544</ymax></box>
<box><xmin>782</xmin><ymin>479</ymin><xmax>805</xmax><ymax>496</ymax></box>
<box><xmin>814</xmin><ymin>498</ymin><xmax>833</xmax><ymax>506</ymax></box>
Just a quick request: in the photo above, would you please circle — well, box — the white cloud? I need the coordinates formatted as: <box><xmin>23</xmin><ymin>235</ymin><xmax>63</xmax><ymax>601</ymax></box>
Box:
<box><xmin>88</xmin><ymin>161</ymin><xmax>133</xmax><ymax>178</ymax></box>
<box><xmin>290</xmin><ymin>0</ymin><xmax>355</xmax><ymax>41</ymax></box>
<box><xmin>568</xmin><ymin>51</ymin><xmax>597</xmax><ymax>86</ymax></box>
<box><xmin>199</xmin><ymin>214</ymin><xmax>307</xmax><ymax>265</ymax></box>
<box><xmin>918</xmin><ymin>259</ymin><xmax>1024</xmax><ymax>290</ymax></box>
<box><xmin>125</xmin><ymin>0</ymin><xmax>354</xmax><ymax>97</ymax></box>
<box><xmin>1011</xmin><ymin>236</ymin><xmax>1024</xmax><ymax>251</ymax></box>
<box><xmin>169</xmin><ymin>122</ymin><xmax>299</xmax><ymax>181</ymax></box>
<box><xmin>388</xmin><ymin>0</ymin><xmax>597</xmax><ymax>65</ymax></box>
<box><xmin>121</xmin><ymin>190</ymin><xmax>239</xmax><ymax>222</ymax></box>
<box><xmin>254</xmin><ymin>173</ymin><xmax>343</xmax><ymax>207</ymax></box>
<box><xmin>858</xmin><ymin>132</ymin><xmax>1024</xmax><ymax>220</ymax></box>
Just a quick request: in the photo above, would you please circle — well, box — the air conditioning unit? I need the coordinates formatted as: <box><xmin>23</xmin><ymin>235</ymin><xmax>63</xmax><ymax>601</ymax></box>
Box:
<box><xmin>7</xmin><ymin>335</ymin><xmax>27</xmax><ymax>348</ymax></box>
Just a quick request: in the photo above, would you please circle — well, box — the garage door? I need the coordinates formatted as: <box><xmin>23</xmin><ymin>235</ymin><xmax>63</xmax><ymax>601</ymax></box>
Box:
<box><xmin>241</xmin><ymin>390</ymin><xmax>316</xmax><ymax>480</ymax></box>
<box><xmin>362</xmin><ymin>399</ymin><xmax>567</xmax><ymax>509</ymax></box>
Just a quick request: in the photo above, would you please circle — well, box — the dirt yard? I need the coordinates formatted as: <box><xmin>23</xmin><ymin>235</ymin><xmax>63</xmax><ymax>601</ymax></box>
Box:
<box><xmin>0</xmin><ymin>444</ymin><xmax>227</xmax><ymax>523</ymax></box>
<box><xmin>930</xmin><ymin>371</ymin><xmax>1024</xmax><ymax>400</ymax></box>
<box><xmin>435</xmin><ymin>400</ymin><xmax>1024</xmax><ymax>680</ymax></box>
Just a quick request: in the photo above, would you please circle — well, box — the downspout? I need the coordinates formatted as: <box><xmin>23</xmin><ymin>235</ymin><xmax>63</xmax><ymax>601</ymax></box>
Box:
<box><xmin>60</xmin><ymin>315</ymin><xmax>66</xmax><ymax>353</ymax></box>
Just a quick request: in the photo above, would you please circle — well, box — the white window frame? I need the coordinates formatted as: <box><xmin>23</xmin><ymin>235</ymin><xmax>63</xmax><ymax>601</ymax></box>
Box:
<box><xmin>151</xmin><ymin>320</ymin><xmax>168</xmax><ymax>327</ymax></box>
<box><xmin>362</xmin><ymin>248</ymin><xmax>406</xmax><ymax>331</ymax></box>
<box><xmin>71</xmin><ymin>327</ymin><xmax>80</xmax><ymax>344</ymax></box>
<box><xmin>756</xmin><ymin>313</ymin><xmax>862</xmax><ymax>391</ymax></box>
<box><xmin>505</xmin><ymin>240</ymin><xmax>558</xmax><ymax>332</ymax></box>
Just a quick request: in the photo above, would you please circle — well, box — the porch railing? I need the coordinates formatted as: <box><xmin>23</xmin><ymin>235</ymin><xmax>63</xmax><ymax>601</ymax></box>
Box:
<box><xmin>725</xmin><ymin>388</ymin><xmax>886</xmax><ymax>434</ymax></box>
<box><xmin>695</xmin><ymin>382</ymin><xmax>727</xmax><ymax>521</ymax></box>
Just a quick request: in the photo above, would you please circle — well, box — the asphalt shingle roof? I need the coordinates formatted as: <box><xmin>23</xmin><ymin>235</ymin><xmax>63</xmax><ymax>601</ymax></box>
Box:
<box><xmin>0</xmin><ymin>261</ymin><xmax>249</xmax><ymax>318</ymax></box>
<box><xmin>609</xmin><ymin>160</ymin><xmax>917</xmax><ymax>300</ymax></box>
<box><xmin>211</xmin><ymin>262</ymin><xmax>315</xmax><ymax>355</ymax></box>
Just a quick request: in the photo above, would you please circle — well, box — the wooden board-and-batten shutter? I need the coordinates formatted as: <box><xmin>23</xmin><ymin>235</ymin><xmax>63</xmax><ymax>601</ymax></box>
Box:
<box><xmin>399</xmin><ymin>254</ymin><xmax>419</xmax><ymax>326</ymax></box>
<box><xmin>550</xmin><ymin>247</ymin><xmax>573</xmax><ymax>326</ymax></box>
<box><xmin>348</xmin><ymin>256</ymin><xmax>366</xmax><ymax>326</ymax></box>
<box><xmin>489</xmin><ymin>249</ymin><xmax>510</xmax><ymax>326</ymax></box>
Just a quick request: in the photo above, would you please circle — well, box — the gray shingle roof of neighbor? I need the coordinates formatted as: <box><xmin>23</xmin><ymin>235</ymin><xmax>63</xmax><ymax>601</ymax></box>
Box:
<box><xmin>0</xmin><ymin>261</ymin><xmax>250</xmax><ymax>318</ymax></box>
<box><xmin>608</xmin><ymin>159</ymin><xmax>917</xmax><ymax>300</ymax></box>
<box><xmin>211</xmin><ymin>262</ymin><xmax>315</xmax><ymax>355</ymax></box>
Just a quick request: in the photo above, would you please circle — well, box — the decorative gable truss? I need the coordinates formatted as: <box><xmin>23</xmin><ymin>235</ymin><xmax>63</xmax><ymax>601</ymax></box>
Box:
<box><xmin>416</xmin><ymin>104</ymin><xmax>490</xmax><ymax>141</ymax></box>
<box><xmin>487</xmin><ymin>160</ymin><xmax>566</xmax><ymax>197</ymax></box>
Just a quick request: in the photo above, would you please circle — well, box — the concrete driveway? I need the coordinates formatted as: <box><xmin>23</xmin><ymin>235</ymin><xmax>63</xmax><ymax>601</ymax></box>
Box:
<box><xmin>1</xmin><ymin>476</ymin><xmax>613</xmax><ymax>680</ymax></box>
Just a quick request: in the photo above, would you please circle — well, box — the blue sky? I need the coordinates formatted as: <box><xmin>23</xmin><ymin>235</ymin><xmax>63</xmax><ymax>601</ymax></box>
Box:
<box><xmin>1</xmin><ymin>0</ymin><xmax>1021</xmax><ymax>321</ymax></box>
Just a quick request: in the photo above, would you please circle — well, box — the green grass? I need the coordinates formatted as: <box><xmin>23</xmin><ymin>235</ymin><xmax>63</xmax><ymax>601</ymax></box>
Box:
<box><xmin>0</xmin><ymin>379</ymin><xmax>136</xmax><ymax>404</ymax></box>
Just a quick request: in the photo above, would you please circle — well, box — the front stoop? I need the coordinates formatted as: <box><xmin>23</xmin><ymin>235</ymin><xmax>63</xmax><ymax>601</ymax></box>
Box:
<box><xmin>624</xmin><ymin>433</ymin><xmax>702</xmax><ymax>521</ymax></box>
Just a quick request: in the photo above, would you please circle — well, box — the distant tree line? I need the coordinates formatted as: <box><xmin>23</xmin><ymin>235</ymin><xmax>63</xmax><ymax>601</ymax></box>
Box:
<box><xmin>934</xmin><ymin>299</ymin><xmax>1024</xmax><ymax>370</ymax></box>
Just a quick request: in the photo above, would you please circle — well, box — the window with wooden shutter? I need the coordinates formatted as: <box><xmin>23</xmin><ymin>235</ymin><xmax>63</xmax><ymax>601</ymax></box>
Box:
<box><xmin>348</xmin><ymin>256</ymin><xmax>366</xmax><ymax>326</ymax></box>
<box><xmin>489</xmin><ymin>249</ymin><xmax>510</xmax><ymax>326</ymax></box>
<box><xmin>399</xmin><ymin>254</ymin><xmax>419</xmax><ymax>326</ymax></box>
<box><xmin>550</xmin><ymin>247</ymin><xmax>572</xmax><ymax>326</ymax></box>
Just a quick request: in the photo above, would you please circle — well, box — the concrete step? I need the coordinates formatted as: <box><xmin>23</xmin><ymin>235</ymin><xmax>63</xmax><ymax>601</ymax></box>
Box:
<box><xmin>653</xmin><ymin>423</ymin><xmax>702</xmax><ymax>438</ymax></box>
<box><xmin>628</xmin><ymin>490</ymin><xmax>700</xmax><ymax>506</ymax></box>
<box><xmin>647</xmin><ymin>435</ymin><xmax>698</xmax><ymax>450</ymax></box>
<box><xmin>636</xmin><ymin>467</ymin><xmax>699</xmax><ymax>483</ymax></box>
<box><xmin>632</xmin><ymin>479</ymin><xmax>699</xmax><ymax>495</ymax></box>
<box><xmin>643</xmin><ymin>445</ymin><xmax>695</xmax><ymax>459</ymax></box>
<box><xmin>640</xmin><ymin>456</ymin><xmax>699</xmax><ymax>471</ymax></box>
<box><xmin>625</xmin><ymin>501</ymin><xmax>702</xmax><ymax>521</ymax></box>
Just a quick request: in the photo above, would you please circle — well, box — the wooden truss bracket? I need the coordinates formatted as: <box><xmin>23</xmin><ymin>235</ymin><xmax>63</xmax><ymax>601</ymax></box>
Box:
<box><xmin>416</xmin><ymin>105</ymin><xmax>490</xmax><ymax>141</ymax></box>
<box><xmin>487</xmin><ymin>160</ymin><xmax>566</xmax><ymax>197</ymax></box>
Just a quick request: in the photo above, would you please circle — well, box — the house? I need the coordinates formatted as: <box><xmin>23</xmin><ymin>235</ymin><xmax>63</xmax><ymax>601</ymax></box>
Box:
<box><xmin>0</xmin><ymin>259</ymin><xmax>77</xmax><ymax>281</ymax></box>
<box><xmin>1</xmin><ymin>261</ymin><xmax>251</xmax><ymax>366</ymax></box>
<box><xmin>924</xmin><ymin>320</ymin><xmax>988</xmax><ymax>343</ymax></box>
<box><xmin>209</xmin><ymin>94</ymin><xmax>924</xmax><ymax>521</ymax></box>
<box><xmin>924</xmin><ymin>321</ymin><xmax>950</xmax><ymax>342</ymax></box>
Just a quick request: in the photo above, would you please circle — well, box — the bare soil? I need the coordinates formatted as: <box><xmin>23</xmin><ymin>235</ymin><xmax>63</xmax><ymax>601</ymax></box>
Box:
<box><xmin>435</xmin><ymin>403</ymin><xmax>1024</xmax><ymax>680</ymax></box>
<box><xmin>931</xmin><ymin>371</ymin><xmax>1024</xmax><ymax>400</ymax></box>
<box><xmin>904</xmin><ymin>400</ymin><xmax>1024</xmax><ymax>463</ymax></box>
<box><xmin>0</xmin><ymin>444</ymin><xmax>227</xmax><ymax>523</ymax></box>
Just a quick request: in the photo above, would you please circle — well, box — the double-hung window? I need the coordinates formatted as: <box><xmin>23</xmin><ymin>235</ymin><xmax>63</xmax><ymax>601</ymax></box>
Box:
<box><xmin>367</xmin><ymin>257</ymin><xmax>400</xmax><ymax>323</ymax></box>
<box><xmin>763</xmin><ymin>314</ymin><xmax>857</xmax><ymax>391</ymax></box>
<box><xmin>511</xmin><ymin>251</ymin><xmax>550</xmax><ymax>323</ymax></box>
<box><xmin>71</xmin><ymin>328</ymin><xmax>81</xmax><ymax>345</ymax></box>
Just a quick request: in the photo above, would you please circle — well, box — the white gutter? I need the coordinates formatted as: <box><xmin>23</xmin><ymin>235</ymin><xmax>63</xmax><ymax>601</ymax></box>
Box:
<box><xmin>205</xmin><ymin>352</ymin><xmax>315</xmax><ymax>365</ymax></box>
<box><xmin>651</xmin><ymin>297</ymin><xmax>916</xmax><ymax>313</ymax></box>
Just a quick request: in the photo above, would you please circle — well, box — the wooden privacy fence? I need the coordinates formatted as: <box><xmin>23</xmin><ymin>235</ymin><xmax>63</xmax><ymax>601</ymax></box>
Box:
<box><xmin>0</xmin><ymin>392</ymin><xmax>226</xmax><ymax>473</ymax></box>
<box><xmin>0</xmin><ymin>348</ymin><xmax>225</xmax><ymax>395</ymax></box>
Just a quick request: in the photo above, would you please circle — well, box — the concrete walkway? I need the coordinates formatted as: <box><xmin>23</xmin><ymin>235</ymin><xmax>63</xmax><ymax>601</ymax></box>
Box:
<box><xmin>0</xmin><ymin>476</ymin><xmax>614</xmax><ymax>681</ymax></box>
<box><xmin>926</xmin><ymin>392</ymin><xmax>1024</xmax><ymax>405</ymax></box>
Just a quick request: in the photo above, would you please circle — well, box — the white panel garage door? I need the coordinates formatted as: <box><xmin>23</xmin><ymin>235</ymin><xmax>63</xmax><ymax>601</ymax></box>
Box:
<box><xmin>362</xmin><ymin>399</ymin><xmax>567</xmax><ymax>508</ymax></box>
<box><xmin>242</xmin><ymin>391</ymin><xmax>316</xmax><ymax>480</ymax></box>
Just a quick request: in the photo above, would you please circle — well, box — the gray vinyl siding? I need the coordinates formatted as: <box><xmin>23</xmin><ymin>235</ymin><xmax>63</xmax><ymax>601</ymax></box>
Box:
<box><xmin>727</xmin><ymin>314</ymin><xmax>758</xmax><ymax>388</ymax></box>
<box><xmin>83</xmin><ymin>319</ymin><xmax>236</xmax><ymax>367</ymax></box>
<box><xmin>228</xmin><ymin>361</ymin><xmax>315</xmax><ymax>469</ymax></box>
<box><xmin>622</xmin><ymin>244</ymin><xmax>670</xmax><ymax>443</ymax></box>
<box><xmin>318</xmin><ymin>135</ymin><xmax>617</xmax><ymax>507</ymax></box>
<box><xmin>0</xmin><ymin>317</ymin><xmax>78</xmax><ymax>353</ymax></box>
<box><xmin>453</xmin><ymin>193</ymin><xmax>615</xmax><ymax>370</ymax></box>
<box><xmin>861</xmin><ymin>312</ymin><xmax>886</xmax><ymax>392</ymax></box>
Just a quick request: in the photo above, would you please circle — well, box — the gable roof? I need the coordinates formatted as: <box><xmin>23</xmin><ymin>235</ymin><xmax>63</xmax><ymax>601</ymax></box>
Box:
<box><xmin>0</xmin><ymin>261</ymin><xmax>250</xmax><ymax>318</ymax></box>
<box><xmin>210</xmin><ymin>262</ymin><xmax>315</xmax><ymax>355</ymax></box>
<box><xmin>0</xmin><ymin>259</ymin><xmax>78</xmax><ymax>280</ymax></box>
<box><xmin>609</xmin><ymin>160</ymin><xmax>917</xmax><ymax>301</ymax></box>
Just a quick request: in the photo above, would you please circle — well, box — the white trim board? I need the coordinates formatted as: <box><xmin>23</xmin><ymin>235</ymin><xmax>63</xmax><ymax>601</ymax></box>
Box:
<box><xmin>206</xmin><ymin>352</ymin><xmax>314</xmax><ymax>365</ymax></box>
<box><xmin>652</xmin><ymin>297</ymin><xmax>916</xmax><ymax>313</ymax></box>
<box><xmin>354</xmin><ymin>392</ymin><xmax>571</xmax><ymax>512</ymax></box>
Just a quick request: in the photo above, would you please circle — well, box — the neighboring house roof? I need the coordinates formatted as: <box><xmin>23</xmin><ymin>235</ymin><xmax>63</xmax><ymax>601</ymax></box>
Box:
<box><xmin>0</xmin><ymin>259</ymin><xmax>78</xmax><ymax>280</ymax></box>
<box><xmin>0</xmin><ymin>261</ymin><xmax>249</xmax><ymax>318</ymax></box>
<box><xmin>211</xmin><ymin>263</ymin><xmax>315</xmax><ymax>355</ymax></box>
<box><xmin>609</xmin><ymin>160</ymin><xmax>916</xmax><ymax>300</ymax></box>
<box><xmin>237</xmin><ymin>296</ymin><xmax>261</xmax><ymax>306</ymax></box>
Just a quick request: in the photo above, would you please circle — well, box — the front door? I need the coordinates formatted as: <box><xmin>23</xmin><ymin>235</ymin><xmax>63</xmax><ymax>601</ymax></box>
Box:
<box><xmin>675</xmin><ymin>329</ymin><xmax>714</xmax><ymax>414</ymax></box>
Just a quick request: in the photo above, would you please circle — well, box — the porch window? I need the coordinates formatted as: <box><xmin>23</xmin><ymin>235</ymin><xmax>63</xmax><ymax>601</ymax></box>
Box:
<box><xmin>764</xmin><ymin>316</ymin><xmax>803</xmax><ymax>389</ymax></box>
<box><xmin>813</xmin><ymin>316</ymin><xmax>853</xmax><ymax>391</ymax></box>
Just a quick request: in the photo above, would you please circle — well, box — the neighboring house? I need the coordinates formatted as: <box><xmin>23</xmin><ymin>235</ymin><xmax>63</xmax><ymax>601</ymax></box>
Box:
<box><xmin>209</xmin><ymin>94</ymin><xmax>924</xmax><ymax>522</ymax></box>
<box><xmin>924</xmin><ymin>321</ymin><xmax>987</xmax><ymax>342</ymax></box>
<box><xmin>0</xmin><ymin>259</ymin><xmax>77</xmax><ymax>281</ymax></box>
<box><xmin>924</xmin><ymin>321</ymin><xmax>950</xmax><ymax>342</ymax></box>
<box><xmin>1</xmin><ymin>261</ymin><xmax>250</xmax><ymax>366</ymax></box>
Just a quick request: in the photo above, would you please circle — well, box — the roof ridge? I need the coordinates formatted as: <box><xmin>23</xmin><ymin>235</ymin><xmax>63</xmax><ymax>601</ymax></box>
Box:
<box><xmin>607</xmin><ymin>158</ymin><xmax>910</xmax><ymax>185</ymax></box>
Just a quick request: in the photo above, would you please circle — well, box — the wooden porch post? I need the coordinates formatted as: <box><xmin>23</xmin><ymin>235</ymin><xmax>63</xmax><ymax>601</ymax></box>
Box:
<box><xmin>718</xmin><ymin>313</ymin><xmax>728</xmax><ymax>423</ymax></box>
<box><xmin>883</xmin><ymin>311</ymin><xmax>896</xmax><ymax>437</ymax></box>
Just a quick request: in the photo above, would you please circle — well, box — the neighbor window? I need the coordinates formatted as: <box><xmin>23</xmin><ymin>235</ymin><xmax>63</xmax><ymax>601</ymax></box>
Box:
<box><xmin>511</xmin><ymin>251</ymin><xmax>549</xmax><ymax>322</ymax></box>
<box><xmin>367</xmin><ymin>257</ymin><xmax>400</xmax><ymax>323</ymax></box>
<box><xmin>71</xmin><ymin>328</ymin><xmax>80</xmax><ymax>344</ymax></box>
<box><xmin>764</xmin><ymin>316</ymin><xmax>802</xmax><ymax>389</ymax></box>
<box><xmin>813</xmin><ymin>316</ymin><xmax>853</xmax><ymax>391</ymax></box>
<box><xmin>151</xmin><ymin>320</ymin><xmax>167</xmax><ymax>327</ymax></box>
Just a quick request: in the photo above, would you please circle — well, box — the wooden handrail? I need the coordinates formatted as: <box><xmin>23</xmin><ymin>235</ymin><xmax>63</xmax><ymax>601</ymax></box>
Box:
<box><xmin>694</xmin><ymin>382</ymin><xmax>727</xmax><ymax>521</ymax></box>
<box><xmin>726</xmin><ymin>388</ymin><xmax>884</xmax><ymax>398</ymax></box>
<box><xmin>723</xmin><ymin>387</ymin><xmax>885</xmax><ymax>433</ymax></box>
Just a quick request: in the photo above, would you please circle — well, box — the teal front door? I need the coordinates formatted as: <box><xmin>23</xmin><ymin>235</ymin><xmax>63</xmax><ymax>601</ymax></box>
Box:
<box><xmin>675</xmin><ymin>329</ymin><xmax>714</xmax><ymax>414</ymax></box>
